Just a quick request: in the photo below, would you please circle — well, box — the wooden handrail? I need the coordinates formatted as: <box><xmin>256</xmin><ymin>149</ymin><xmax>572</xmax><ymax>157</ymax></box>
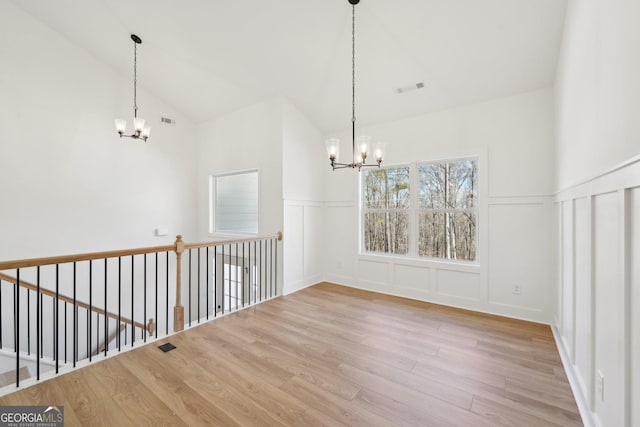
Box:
<box><xmin>0</xmin><ymin>232</ymin><xmax>283</xmax><ymax>271</ymax></box>
<box><xmin>0</xmin><ymin>244</ymin><xmax>176</xmax><ymax>271</ymax></box>
<box><xmin>0</xmin><ymin>272</ymin><xmax>146</xmax><ymax>330</ymax></box>
<box><xmin>183</xmin><ymin>232</ymin><xmax>283</xmax><ymax>250</ymax></box>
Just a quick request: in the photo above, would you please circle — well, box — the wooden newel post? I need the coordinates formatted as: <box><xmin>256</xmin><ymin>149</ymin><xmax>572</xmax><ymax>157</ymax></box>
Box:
<box><xmin>174</xmin><ymin>235</ymin><xmax>185</xmax><ymax>332</ymax></box>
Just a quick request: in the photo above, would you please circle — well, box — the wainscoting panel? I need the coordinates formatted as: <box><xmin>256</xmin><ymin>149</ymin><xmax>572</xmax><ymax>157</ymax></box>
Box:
<box><xmin>436</xmin><ymin>269</ymin><xmax>480</xmax><ymax>301</ymax></box>
<box><xmin>573</xmin><ymin>196</ymin><xmax>592</xmax><ymax>400</ymax></box>
<box><xmin>561</xmin><ymin>200</ymin><xmax>575</xmax><ymax>360</ymax></box>
<box><xmin>392</xmin><ymin>264</ymin><xmax>430</xmax><ymax>292</ymax></box>
<box><xmin>488</xmin><ymin>201</ymin><xmax>551</xmax><ymax>313</ymax></box>
<box><xmin>358</xmin><ymin>259</ymin><xmax>390</xmax><ymax>286</ymax></box>
<box><xmin>593</xmin><ymin>192</ymin><xmax>624</xmax><ymax>427</ymax></box>
<box><xmin>554</xmin><ymin>156</ymin><xmax>640</xmax><ymax>427</ymax></box>
<box><xmin>283</xmin><ymin>201</ymin><xmax>324</xmax><ymax>294</ymax></box>
<box><xmin>630</xmin><ymin>187</ymin><xmax>640</xmax><ymax>427</ymax></box>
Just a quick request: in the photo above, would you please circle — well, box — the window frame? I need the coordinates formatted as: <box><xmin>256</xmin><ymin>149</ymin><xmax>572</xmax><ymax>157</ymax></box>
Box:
<box><xmin>209</xmin><ymin>169</ymin><xmax>259</xmax><ymax>237</ymax></box>
<box><xmin>360</xmin><ymin>156</ymin><xmax>479</xmax><ymax>264</ymax></box>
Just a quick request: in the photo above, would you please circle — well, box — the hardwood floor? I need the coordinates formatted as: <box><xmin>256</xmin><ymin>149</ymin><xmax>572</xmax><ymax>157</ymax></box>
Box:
<box><xmin>0</xmin><ymin>283</ymin><xmax>582</xmax><ymax>426</ymax></box>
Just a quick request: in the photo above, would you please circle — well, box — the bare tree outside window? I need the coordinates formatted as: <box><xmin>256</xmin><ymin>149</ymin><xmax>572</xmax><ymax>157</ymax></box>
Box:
<box><xmin>362</xmin><ymin>158</ymin><xmax>478</xmax><ymax>262</ymax></box>
<box><xmin>418</xmin><ymin>159</ymin><xmax>477</xmax><ymax>261</ymax></box>
<box><xmin>363</xmin><ymin>167</ymin><xmax>410</xmax><ymax>254</ymax></box>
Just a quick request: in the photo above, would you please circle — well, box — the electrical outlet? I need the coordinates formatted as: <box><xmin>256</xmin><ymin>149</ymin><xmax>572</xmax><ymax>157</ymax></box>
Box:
<box><xmin>512</xmin><ymin>283</ymin><xmax>522</xmax><ymax>295</ymax></box>
<box><xmin>596</xmin><ymin>370</ymin><xmax>605</xmax><ymax>401</ymax></box>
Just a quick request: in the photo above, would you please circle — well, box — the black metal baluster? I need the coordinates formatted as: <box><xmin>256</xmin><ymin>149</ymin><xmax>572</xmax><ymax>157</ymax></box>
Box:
<box><xmin>64</xmin><ymin>302</ymin><xmax>67</xmax><ymax>364</ymax></box>
<box><xmin>206</xmin><ymin>246</ymin><xmax>209</xmax><ymax>320</ymax></box>
<box><xmin>131</xmin><ymin>254</ymin><xmax>134</xmax><ymax>347</ymax></box>
<box><xmin>213</xmin><ymin>245</ymin><xmax>217</xmax><ymax>317</ymax></box>
<box><xmin>144</xmin><ymin>254</ymin><xmax>147</xmax><ymax>343</ymax></box>
<box><xmin>104</xmin><ymin>258</ymin><xmax>108</xmax><ymax>357</ymax></box>
<box><xmin>73</xmin><ymin>262</ymin><xmax>77</xmax><ymax>367</ymax></box>
<box><xmin>89</xmin><ymin>261</ymin><xmax>93</xmax><ymax>362</ymax></box>
<box><xmin>13</xmin><ymin>282</ymin><xmax>16</xmax><ymax>353</ymax></box>
<box><xmin>252</xmin><ymin>241</ymin><xmax>255</xmax><ymax>304</ymax></box>
<box><xmin>0</xmin><ymin>279</ymin><xmax>3</xmax><ymax>348</ymax></box>
<box><xmin>15</xmin><ymin>269</ymin><xmax>20</xmax><ymax>387</ymax></box>
<box><xmin>165</xmin><ymin>251</ymin><xmax>169</xmax><ymax>335</ymax></box>
<box><xmin>96</xmin><ymin>312</ymin><xmax>99</xmax><ymax>354</ymax></box>
<box><xmin>27</xmin><ymin>287</ymin><xmax>30</xmax><ymax>356</ymax></box>
<box><xmin>52</xmin><ymin>297</ymin><xmax>54</xmax><ymax>361</ymax></box>
<box><xmin>36</xmin><ymin>266</ymin><xmax>40</xmax><ymax>379</ymax></box>
<box><xmin>55</xmin><ymin>264</ymin><xmax>59</xmax><ymax>374</ymax></box>
<box><xmin>40</xmin><ymin>293</ymin><xmax>43</xmax><ymax>359</ymax></box>
<box><xmin>242</xmin><ymin>242</ymin><xmax>246</xmax><ymax>307</ymax></box>
<box><xmin>188</xmin><ymin>249</ymin><xmax>192</xmax><ymax>327</ymax></box>
<box><xmin>259</xmin><ymin>240</ymin><xmax>263</xmax><ymax>301</ymax></box>
<box><xmin>221</xmin><ymin>244</ymin><xmax>225</xmax><ymax>315</ymax></box>
<box><xmin>155</xmin><ymin>253</ymin><xmax>158</xmax><ymax>338</ymax></box>
<box><xmin>118</xmin><ymin>256</ymin><xmax>121</xmax><ymax>351</ymax></box>
<box><xmin>86</xmin><ymin>310</ymin><xmax>89</xmax><ymax>358</ymax></box>
<box><xmin>197</xmin><ymin>248</ymin><xmax>201</xmax><ymax>323</ymax></box>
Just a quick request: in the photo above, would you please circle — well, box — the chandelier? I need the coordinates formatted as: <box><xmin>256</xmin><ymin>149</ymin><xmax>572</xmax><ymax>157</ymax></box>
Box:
<box><xmin>326</xmin><ymin>0</ymin><xmax>385</xmax><ymax>171</ymax></box>
<box><xmin>115</xmin><ymin>34</ymin><xmax>150</xmax><ymax>142</ymax></box>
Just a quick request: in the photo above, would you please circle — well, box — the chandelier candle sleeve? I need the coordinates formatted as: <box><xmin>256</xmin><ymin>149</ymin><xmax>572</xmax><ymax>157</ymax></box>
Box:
<box><xmin>326</xmin><ymin>0</ymin><xmax>385</xmax><ymax>171</ymax></box>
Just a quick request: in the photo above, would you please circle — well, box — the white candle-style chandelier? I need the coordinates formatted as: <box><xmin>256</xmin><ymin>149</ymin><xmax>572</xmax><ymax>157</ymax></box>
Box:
<box><xmin>326</xmin><ymin>0</ymin><xmax>385</xmax><ymax>171</ymax></box>
<box><xmin>115</xmin><ymin>34</ymin><xmax>150</xmax><ymax>142</ymax></box>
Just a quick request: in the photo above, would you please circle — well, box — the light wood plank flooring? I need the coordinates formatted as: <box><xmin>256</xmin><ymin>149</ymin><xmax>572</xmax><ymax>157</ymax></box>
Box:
<box><xmin>0</xmin><ymin>283</ymin><xmax>582</xmax><ymax>426</ymax></box>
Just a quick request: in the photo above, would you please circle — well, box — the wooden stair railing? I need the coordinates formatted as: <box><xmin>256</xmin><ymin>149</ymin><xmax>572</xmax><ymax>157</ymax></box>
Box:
<box><xmin>0</xmin><ymin>272</ymin><xmax>149</xmax><ymax>333</ymax></box>
<box><xmin>93</xmin><ymin>323</ymin><xmax>127</xmax><ymax>356</ymax></box>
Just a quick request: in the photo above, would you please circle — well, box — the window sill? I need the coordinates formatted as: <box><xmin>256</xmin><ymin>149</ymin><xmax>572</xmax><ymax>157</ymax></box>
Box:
<box><xmin>358</xmin><ymin>252</ymin><xmax>480</xmax><ymax>272</ymax></box>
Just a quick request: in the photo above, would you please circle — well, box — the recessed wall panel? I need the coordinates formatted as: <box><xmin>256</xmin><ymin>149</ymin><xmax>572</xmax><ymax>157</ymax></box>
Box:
<box><xmin>488</xmin><ymin>203</ymin><xmax>550</xmax><ymax>311</ymax></box>
<box><xmin>573</xmin><ymin>197</ymin><xmax>592</xmax><ymax>397</ymax></box>
<box><xmin>630</xmin><ymin>187</ymin><xmax>640</xmax><ymax>427</ymax></box>
<box><xmin>393</xmin><ymin>264</ymin><xmax>430</xmax><ymax>292</ymax></box>
<box><xmin>358</xmin><ymin>260</ymin><xmax>389</xmax><ymax>285</ymax></box>
<box><xmin>436</xmin><ymin>269</ymin><xmax>480</xmax><ymax>300</ymax></box>
<box><xmin>303</xmin><ymin>206</ymin><xmax>322</xmax><ymax>279</ymax></box>
<box><xmin>593</xmin><ymin>192</ymin><xmax>624</xmax><ymax>427</ymax></box>
<box><xmin>561</xmin><ymin>200</ymin><xmax>575</xmax><ymax>356</ymax></box>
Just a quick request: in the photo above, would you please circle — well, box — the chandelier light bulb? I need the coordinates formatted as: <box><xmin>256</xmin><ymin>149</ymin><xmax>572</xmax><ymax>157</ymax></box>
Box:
<box><xmin>374</xmin><ymin>142</ymin><xmax>386</xmax><ymax>163</ymax></box>
<box><xmin>357</xmin><ymin>136</ymin><xmax>371</xmax><ymax>158</ymax></box>
<box><xmin>133</xmin><ymin>117</ymin><xmax>146</xmax><ymax>134</ymax></box>
<box><xmin>326</xmin><ymin>138</ymin><xmax>340</xmax><ymax>161</ymax></box>
<box><xmin>115</xmin><ymin>119</ymin><xmax>127</xmax><ymax>135</ymax></box>
<box><xmin>141</xmin><ymin>125</ymin><xmax>151</xmax><ymax>140</ymax></box>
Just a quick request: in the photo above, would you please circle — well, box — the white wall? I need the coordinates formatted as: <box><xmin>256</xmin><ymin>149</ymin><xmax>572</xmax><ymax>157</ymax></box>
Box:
<box><xmin>0</xmin><ymin>1</ymin><xmax>199</xmax><ymax>261</ymax></box>
<box><xmin>553</xmin><ymin>0</ymin><xmax>640</xmax><ymax>426</ymax></box>
<box><xmin>196</xmin><ymin>98</ymin><xmax>284</xmax><ymax>239</ymax></box>
<box><xmin>324</xmin><ymin>88</ymin><xmax>555</xmax><ymax>323</ymax></box>
<box><xmin>282</xmin><ymin>100</ymin><xmax>325</xmax><ymax>294</ymax></box>
<box><xmin>555</xmin><ymin>0</ymin><xmax>640</xmax><ymax>190</ymax></box>
<box><xmin>0</xmin><ymin>1</ymin><xmax>199</xmax><ymax>370</ymax></box>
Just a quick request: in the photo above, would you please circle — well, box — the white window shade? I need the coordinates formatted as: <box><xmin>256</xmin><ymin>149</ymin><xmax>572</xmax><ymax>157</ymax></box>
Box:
<box><xmin>214</xmin><ymin>170</ymin><xmax>258</xmax><ymax>234</ymax></box>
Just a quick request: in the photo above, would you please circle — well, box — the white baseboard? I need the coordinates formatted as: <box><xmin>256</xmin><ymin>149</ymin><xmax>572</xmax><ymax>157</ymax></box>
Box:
<box><xmin>551</xmin><ymin>324</ymin><xmax>597</xmax><ymax>427</ymax></box>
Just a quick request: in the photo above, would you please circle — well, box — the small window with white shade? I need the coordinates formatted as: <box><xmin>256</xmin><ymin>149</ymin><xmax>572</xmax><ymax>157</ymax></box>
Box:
<box><xmin>210</xmin><ymin>170</ymin><xmax>259</xmax><ymax>235</ymax></box>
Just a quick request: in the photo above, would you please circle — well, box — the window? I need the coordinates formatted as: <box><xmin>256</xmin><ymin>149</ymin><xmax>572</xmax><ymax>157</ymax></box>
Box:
<box><xmin>362</xmin><ymin>158</ymin><xmax>478</xmax><ymax>262</ymax></box>
<box><xmin>210</xmin><ymin>170</ymin><xmax>258</xmax><ymax>234</ymax></box>
<box><xmin>362</xmin><ymin>167</ymin><xmax>410</xmax><ymax>254</ymax></box>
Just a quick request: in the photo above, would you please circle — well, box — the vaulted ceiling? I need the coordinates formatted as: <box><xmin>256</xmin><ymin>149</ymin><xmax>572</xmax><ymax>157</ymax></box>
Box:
<box><xmin>11</xmin><ymin>0</ymin><xmax>567</xmax><ymax>132</ymax></box>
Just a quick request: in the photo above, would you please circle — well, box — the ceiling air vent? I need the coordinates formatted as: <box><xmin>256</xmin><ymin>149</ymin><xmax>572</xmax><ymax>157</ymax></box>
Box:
<box><xmin>161</xmin><ymin>117</ymin><xmax>176</xmax><ymax>124</ymax></box>
<box><xmin>396</xmin><ymin>82</ymin><xmax>425</xmax><ymax>94</ymax></box>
